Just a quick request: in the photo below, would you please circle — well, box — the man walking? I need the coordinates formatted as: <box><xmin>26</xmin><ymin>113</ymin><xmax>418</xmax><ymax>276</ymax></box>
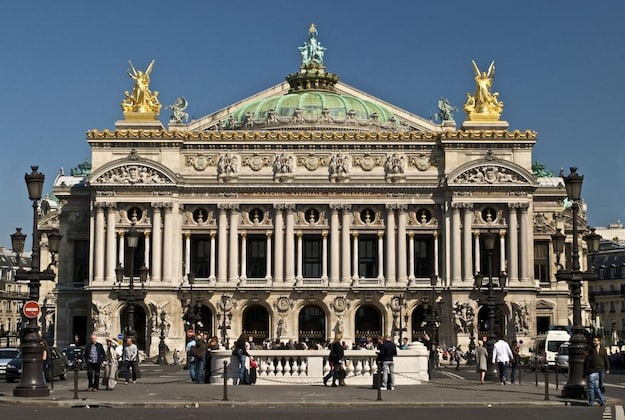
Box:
<box><xmin>492</xmin><ymin>337</ymin><xmax>514</xmax><ymax>385</ymax></box>
<box><xmin>379</xmin><ymin>335</ymin><xmax>397</xmax><ymax>390</ymax></box>
<box><xmin>123</xmin><ymin>337</ymin><xmax>139</xmax><ymax>384</ymax></box>
<box><xmin>84</xmin><ymin>334</ymin><xmax>106</xmax><ymax>391</ymax></box>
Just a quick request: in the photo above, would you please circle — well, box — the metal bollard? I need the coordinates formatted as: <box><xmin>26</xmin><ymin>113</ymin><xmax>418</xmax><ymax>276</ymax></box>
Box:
<box><xmin>543</xmin><ymin>370</ymin><xmax>550</xmax><ymax>400</ymax></box>
<box><xmin>222</xmin><ymin>360</ymin><xmax>228</xmax><ymax>401</ymax></box>
<box><xmin>555</xmin><ymin>362</ymin><xmax>559</xmax><ymax>390</ymax></box>
<box><xmin>376</xmin><ymin>362</ymin><xmax>382</xmax><ymax>401</ymax></box>
<box><xmin>535</xmin><ymin>365</ymin><xmax>538</xmax><ymax>387</ymax></box>
<box><xmin>73</xmin><ymin>363</ymin><xmax>79</xmax><ymax>400</ymax></box>
<box><xmin>518</xmin><ymin>360</ymin><xmax>522</xmax><ymax>385</ymax></box>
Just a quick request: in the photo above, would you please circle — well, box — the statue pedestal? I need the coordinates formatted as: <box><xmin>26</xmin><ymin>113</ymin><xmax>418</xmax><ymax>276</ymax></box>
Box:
<box><xmin>462</xmin><ymin>120</ymin><xmax>509</xmax><ymax>130</ymax></box>
<box><xmin>116</xmin><ymin>117</ymin><xmax>164</xmax><ymax>130</ymax></box>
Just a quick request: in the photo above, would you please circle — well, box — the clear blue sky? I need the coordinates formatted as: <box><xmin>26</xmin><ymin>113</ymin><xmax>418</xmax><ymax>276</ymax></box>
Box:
<box><xmin>0</xmin><ymin>0</ymin><xmax>623</xmax><ymax>248</ymax></box>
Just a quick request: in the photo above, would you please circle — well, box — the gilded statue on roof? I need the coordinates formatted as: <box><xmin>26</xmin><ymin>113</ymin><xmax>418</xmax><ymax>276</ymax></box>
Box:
<box><xmin>463</xmin><ymin>60</ymin><xmax>503</xmax><ymax>121</ymax></box>
<box><xmin>121</xmin><ymin>60</ymin><xmax>161</xmax><ymax>119</ymax></box>
<box><xmin>299</xmin><ymin>23</ymin><xmax>326</xmax><ymax>67</ymax></box>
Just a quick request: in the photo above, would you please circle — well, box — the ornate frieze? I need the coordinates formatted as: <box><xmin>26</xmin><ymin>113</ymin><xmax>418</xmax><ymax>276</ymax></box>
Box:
<box><xmin>328</xmin><ymin>153</ymin><xmax>350</xmax><ymax>182</ymax></box>
<box><xmin>244</xmin><ymin>154</ymin><xmax>272</xmax><ymax>172</ymax></box>
<box><xmin>217</xmin><ymin>153</ymin><xmax>240</xmax><ymax>182</ymax></box>
<box><xmin>185</xmin><ymin>154</ymin><xmax>217</xmax><ymax>171</ymax></box>
<box><xmin>353</xmin><ymin>154</ymin><xmax>383</xmax><ymax>171</ymax></box>
<box><xmin>451</xmin><ymin>165</ymin><xmax>523</xmax><ymax>185</ymax></box>
<box><xmin>92</xmin><ymin>164</ymin><xmax>173</xmax><ymax>185</ymax></box>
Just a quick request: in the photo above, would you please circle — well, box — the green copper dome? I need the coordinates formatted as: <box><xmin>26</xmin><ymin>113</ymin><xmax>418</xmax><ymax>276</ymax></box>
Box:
<box><xmin>226</xmin><ymin>24</ymin><xmax>400</xmax><ymax>131</ymax></box>
<box><xmin>232</xmin><ymin>91</ymin><xmax>396</xmax><ymax>125</ymax></box>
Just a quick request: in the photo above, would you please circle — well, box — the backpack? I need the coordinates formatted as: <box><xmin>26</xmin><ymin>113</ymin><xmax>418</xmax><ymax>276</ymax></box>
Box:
<box><xmin>190</xmin><ymin>344</ymin><xmax>204</xmax><ymax>359</ymax></box>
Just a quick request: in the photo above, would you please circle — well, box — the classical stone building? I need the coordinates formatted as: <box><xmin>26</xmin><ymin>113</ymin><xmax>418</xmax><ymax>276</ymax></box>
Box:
<box><xmin>51</xmin><ymin>26</ymin><xmax>592</xmax><ymax>357</ymax></box>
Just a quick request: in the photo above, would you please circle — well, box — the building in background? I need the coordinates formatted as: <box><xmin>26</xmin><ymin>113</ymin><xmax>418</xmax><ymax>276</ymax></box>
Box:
<box><xmin>48</xmin><ymin>26</ymin><xmax>594</xmax><ymax>357</ymax></box>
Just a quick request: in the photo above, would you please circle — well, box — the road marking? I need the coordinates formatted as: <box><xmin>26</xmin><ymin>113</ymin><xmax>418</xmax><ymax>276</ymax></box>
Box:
<box><xmin>439</xmin><ymin>371</ymin><xmax>464</xmax><ymax>380</ymax></box>
<box><xmin>613</xmin><ymin>405</ymin><xmax>624</xmax><ymax>420</ymax></box>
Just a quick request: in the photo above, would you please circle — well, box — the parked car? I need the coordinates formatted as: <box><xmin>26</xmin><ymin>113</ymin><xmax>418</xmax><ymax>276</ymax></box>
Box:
<box><xmin>0</xmin><ymin>347</ymin><xmax>19</xmax><ymax>377</ymax></box>
<box><xmin>555</xmin><ymin>342</ymin><xmax>569</xmax><ymax>372</ymax></box>
<box><xmin>5</xmin><ymin>346</ymin><xmax>68</xmax><ymax>383</ymax></box>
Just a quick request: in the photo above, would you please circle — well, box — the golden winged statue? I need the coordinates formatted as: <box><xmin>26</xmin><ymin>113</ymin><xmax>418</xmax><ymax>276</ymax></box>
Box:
<box><xmin>121</xmin><ymin>60</ymin><xmax>161</xmax><ymax>120</ymax></box>
<box><xmin>463</xmin><ymin>60</ymin><xmax>503</xmax><ymax>121</ymax></box>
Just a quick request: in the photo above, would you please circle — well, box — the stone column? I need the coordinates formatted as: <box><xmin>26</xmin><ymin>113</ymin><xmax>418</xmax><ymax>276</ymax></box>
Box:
<box><xmin>296</xmin><ymin>231</ymin><xmax>303</xmax><ymax>282</ymax></box>
<box><xmin>217</xmin><ymin>205</ymin><xmax>228</xmax><ymax>283</ymax></box>
<box><xmin>240</xmin><ymin>231</ymin><xmax>247</xmax><ymax>281</ymax></box>
<box><xmin>499</xmin><ymin>231</ymin><xmax>506</xmax><ymax>273</ymax></box>
<box><xmin>89</xmin><ymin>208</ymin><xmax>95</xmax><ymax>283</ymax></box>
<box><xmin>285</xmin><ymin>205</ymin><xmax>295</xmax><ymax>284</ymax></box>
<box><xmin>265</xmin><ymin>231</ymin><xmax>272</xmax><ymax>281</ymax></box>
<box><xmin>508</xmin><ymin>204</ymin><xmax>519</xmax><ymax>283</ymax></box>
<box><xmin>397</xmin><ymin>205</ymin><xmax>408</xmax><ymax>285</ymax></box>
<box><xmin>462</xmin><ymin>204</ymin><xmax>473</xmax><ymax>282</ymax></box>
<box><xmin>228</xmin><ymin>206</ymin><xmax>240</xmax><ymax>284</ymax></box>
<box><xmin>105</xmin><ymin>203</ymin><xmax>117</xmax><ymax>283</ymax></box>
<box><xmin>408</xmin><ymin>231</ymin><xmax>415</xmax><ymax>283</ymax></box>
<box><xmin>321</xmin><ymin>231</ymin><xmax>328</xmax><ymax>282</ymax></box>
<box><xmin>94</xmin><ymin>203</ymin><xmax>105</xmax><ymax>282</ymax></box>
<box><xmin>118</xmin><ymin>232</ymin><xmax>125</xmax><ymax>267</ymax></box>
<box><xmin>443</xmin><ymin>203</ymin><xmax>451</xmax><ymax>287</ymax></box>
<box><xmin>474</xmin><ymin>232</ymin><xmax>481</xmax><ymax>274</ymax></box>
<box><xmin>433</xmin><ymin>231</ymin><xmax>439</xmax><ymax>277</ymax></box>
<box><xmin>341</xmin><ymin>206</ymin><xmax>351</xmax><ymax>284</ymax></box>
<box><xmin>519</xmin><ymin>204</ymin><xmax>530</xmax><ymax>282</ymax></box>
<box><xmin>273</xmin><ymin>204</ymin><xmax>284</xmax><ymax>282</ymax></box>
<box><xmin>329</xmin><ymin>205</ymin><xmax>340</xmax><ymax>285</ymax></box>
<box><xmin>143</xmin><ymin>232</ymin><xmax>150</xmax><ymax>272</ymax></box>
<box><xmin>352</xmin><ymin>232</ymin><xmax>359</xmax><ymax>281</ymax></box>
<box><xmin>451</xmin><ymin>203</ymin><xmax>462</xmax><ymax>285</ymax></box>
<box><xmin>151</xmin><ymin>203</ymin><xmax>163</xmax><ymax>282</ymax></box>
<box><xmin>385</xmin><ymin>204</ymin><xmax>396</xmax><ymax>285</ymax></box>
<box><xmin>209</xmin><ymin>231</ymin><xmax>216</xmax><ymax>282</ymax></box>
<box><xmin>184</xmin><ymin>232</ymin><xmax>191</xmax><ymax>276</ymax></box>
<box><xmin>377</xmin><ymin>231</ymin><xmax>384</xmax><ymax>281</ymax></box>
<box><xmin>162</xmin><ymin>203</ymin><xmax>174</xmax><ymax>283</ymax></box>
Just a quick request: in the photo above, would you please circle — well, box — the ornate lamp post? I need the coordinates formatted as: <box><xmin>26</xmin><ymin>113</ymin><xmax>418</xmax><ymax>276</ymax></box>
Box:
<box><xmin>114</xmin><ymin>224</ymin><xmax>148</xmax><ymax>341</ymax></box>
<box><xmin>217</xmin><ymin>295</ymin><xmax>232</xmax><ymax>348</ymax></box>
<box><xmin>553</xmin><ymin>167</ymin><xmax>600</xmax><ymax>399</ymax></box>
<box><xmin>12</xmin><ymin>166</ymin><xmax>61</xmax><ymax>397</ymax></box>
<box><xmin>184</xmin><ymin>272</ymin><xmax>202</xmax><ymax>333</ymax></box>
<box><xmin>474</xmin><ymin>230</ymin><xmax>507</xmax><ymax>382</ymax></box>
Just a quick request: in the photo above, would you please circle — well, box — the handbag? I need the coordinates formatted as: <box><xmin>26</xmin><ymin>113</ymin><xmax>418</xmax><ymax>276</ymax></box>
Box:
<box><xmin>190</xmin><ymin>345</ymin><xmax>204</xmax><ymax>359</ymax></box>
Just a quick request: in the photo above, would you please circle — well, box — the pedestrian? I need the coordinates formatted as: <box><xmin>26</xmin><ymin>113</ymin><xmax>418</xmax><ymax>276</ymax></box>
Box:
<box><xmin>189</xmin><ymin>334</ymin><xmax>206</xmax><ymax>384</ymax></box>
<box><xmin>323</xmin><ymin>332</ymin><xmax>344</xmax><ymax>387</ymax></box>
<box><xmin>103</xmin><ymin>337</ymin><xmax>118</xmax><ymax>390</ymax></box>
<box><xmin>232</xmin><ymin>334</ymin><xmax>250</xmax><ymax>385</ymax></box>
<box><xmin>590</xmin><ymin>336</ymin><xmax>610</xmax><ymax>391</ymax></box>
<box><xmin>83</xmin><ymin>333</ymin><xmax>106</xmax><ymax>391</ymax></box>
<box><xmin>510</xmin><ymin>340</ymin><xmax>520</xmax><ymax>384</ymax></box>
<box><xmin>492</xmin><ymin>337</ymin><xmax>514</xmax><ymax>385</ymax></box>
<box><xmin>379</xmin><ymin>335</ymin><xmax>397</xmax><ymax>390</ymax></box>
<box><xmin>185</xmin><ymin>333</ymin><xmax>197</xmax><ymax>382</ymax></box>
<box><xmin>41</xmin><ymin>341</ymin><xmax>50</xmax><ymax>384</ymax></box>
<box><xmin>455</xmin><ymin>344</ymin><xmax>463</xmax><ymax>370</ymax></box>
<box><xmin>475</xmin><ymin>340</ymin><xmax>488</xmax><ymax>384</ymax></box>
<box><xmin>172</xmin><ymin>349</ymin><xmax>180</xmax><ymax>365</ymax></box>
<box><xmin>585</xmin><ymin>339</ymin><xmax>607</xmax><ymax>407</ymax></box>
<box><xmin>123</xmin><ymin>337</ymin><xmax>139</xmax><ymax>384</ymax></box>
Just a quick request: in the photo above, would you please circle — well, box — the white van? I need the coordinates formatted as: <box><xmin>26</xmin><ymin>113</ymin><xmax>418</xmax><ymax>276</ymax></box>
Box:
<box><xmin>531</xmin><ymin>330</ymin><xmax>570</xmax><ymax>371</ymax></box>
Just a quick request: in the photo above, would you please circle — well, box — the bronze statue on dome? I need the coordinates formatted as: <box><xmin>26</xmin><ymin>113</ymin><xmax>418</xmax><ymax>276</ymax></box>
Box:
<box><xmin>298</xmin><ymin>23</ymin><xmax>326</xmax><ymax>67</ymax></box>
<box><xmin>121</xmin><ymin>60</ymin><xmax>162</xmax><ymax>117</ymax></box>
<box><xmin>463</xmin><ymin>60</ymin><xmax>503</xmax><ymax>121</ymax></box>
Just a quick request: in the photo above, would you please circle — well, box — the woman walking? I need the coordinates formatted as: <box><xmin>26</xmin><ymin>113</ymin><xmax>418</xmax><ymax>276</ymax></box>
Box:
<box><xmin>323</xmin><ymin>332</ymin><xmax>344</xmax><ymax>387</ymax></box>
<box><xmin>475</xmin><ymin>340</ymin><xmax>488</xmax><ymax>384</ymax></box>
<box><xmin>103</xmin><ymin>338</ymin><xmax>119</xmax><ymax>390</ymax></box>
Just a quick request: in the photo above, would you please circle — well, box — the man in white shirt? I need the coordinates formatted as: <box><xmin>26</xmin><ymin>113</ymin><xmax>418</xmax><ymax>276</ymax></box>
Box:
<box><xmin>492</xmin><ymin>338</ymin><xmax>514</xmax><ymax>385</ymax></box>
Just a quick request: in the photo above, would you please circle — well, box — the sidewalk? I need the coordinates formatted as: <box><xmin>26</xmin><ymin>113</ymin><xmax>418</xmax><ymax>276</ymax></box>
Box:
<box><xmin>0</xmin><ymin>364</ymin><xmax>617</xmax><ymax>408</ymax></box>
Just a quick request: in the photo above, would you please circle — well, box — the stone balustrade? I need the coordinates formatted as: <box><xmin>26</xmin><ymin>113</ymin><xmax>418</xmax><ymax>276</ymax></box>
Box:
<box><xmin>209</xmin><ymin>341</ymin><xmax>429</xmax><ymax>385</ymax></box>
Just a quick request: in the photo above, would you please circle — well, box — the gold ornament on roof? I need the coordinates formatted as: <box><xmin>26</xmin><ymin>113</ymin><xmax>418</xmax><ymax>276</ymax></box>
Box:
<box><xmin>121</xmin><ymin>60</ymin><xmax>161</xmax><ymax>120</ymax></box>
<box><xmin>463</xmin><ymin>60</ymin><xmax>503</xmax><ymax>121</ymax></box>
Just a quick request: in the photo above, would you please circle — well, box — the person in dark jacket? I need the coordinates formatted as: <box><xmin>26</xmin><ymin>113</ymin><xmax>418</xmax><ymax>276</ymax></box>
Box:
<box><xmin>378</xmin><ymin>335</ymin><xmax>398</xmax><ymax>390</ymax></box>
<box><xmin>585</xmin><ymin>339</ymin><xmax>607</xmax><ymax>407</ymax></box>
<box><xmin>83</xmin><ymin>333</ymin><xmax>106</xmax><ymax>391</ymax></box>
<box><xmin>323</xmin><ymin>332</ymin><xmax>344</xmax><ymax>387</ymax></box>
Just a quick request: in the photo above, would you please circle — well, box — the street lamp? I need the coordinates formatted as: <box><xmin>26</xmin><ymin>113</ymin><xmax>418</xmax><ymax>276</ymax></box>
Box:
<box><xmin>555</xmin><ymin>167</ymin><xmax>600</xmax><ymax>399</ymax></box>
<box><xmin>217</xmin><ymin>295</ymin><xmax>232</xmax><ymax>348</ymax></box>
<box><xmin>474</xmin><ymin>230</ymin><xmax>506</xmax><ymax>382</ymax></box>
<box><xmin>184</xmin><ymin>272</ymin><xmax>201</xmax><ymax>333</ymax></box>
<box><xmin>114</xmin><ymin>224</ymin><xmax>147</xmax><ymax>341</ymax></box>
<box><xmin>12</xmin><ymin>166</ymin><xmax>61</xmax><ymax>398</ymax></box>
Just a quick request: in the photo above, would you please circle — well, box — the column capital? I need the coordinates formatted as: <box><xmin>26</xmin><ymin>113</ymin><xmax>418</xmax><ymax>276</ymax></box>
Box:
<box><xmin>94</xmin><ymin>202</ymin><xmax>107</xmax><ymax>211</ymax></box>
<box><xmin>450</xmin><ymin>202</ymin><xmax>463</xmax><ymax>210</ymax></box>
<box><xmin>151</xmin><ymin>202</ymin><xmax>165</xmax><ymax>209</ymax></box>
<box><xmin>377</xmin><ymin>230</ymin><xmax>385</xmax><ymax>238</ymax></box>
<box><xmin>210</xmin><ymin>230</ymin><xmax>217</xmax><ymax>238</ymax></box>
<box><xmin>218</xmin><ymin>203</ymin><xmax>239</xmax><ymax>210</ymax></box>
<box><xmin>351</xmin><ymin>232</ymin><xmax>359</xmax><ymax>238</ymax></box>
<box><xmin>144</xmin><ymin>231</ymin><xmax>151</xmax><ymax>238</ymax></box>
<box><xmin>184</xmin><ymin>231</ymin><xmax>191</xmax><ymax>238</ymax></box>
<box><xmin>162</xmin><ymin>202</ymin><xmax>174</xmax><ymax>211</ymax></box>
<box><xmin>385</xmin><ymin>203</ymin><xmax>398</xmax><ymax>210</ymax></box>
<box><xmin>296</xmin><ymin>231</ymin><xmax>303</xmax><ymax>238</ymax></box>
<box><xmin>105</xmin><ymin>202</ymin><xmax>117</xmax><ymax>210</ymax></box>
<box><xmin>331</xmin><ymin>203</ymin><xmax>351</xmax><ymax>210</ymax></box>
<box><xmin>265</xmin><ymin>230</ymin><xmax>273</xmax><ymax>238</ymax></box>
<box><xmin>321</xmin><ymin>230</ymin><xmax>328</xmax><ymax>238</ymax></box>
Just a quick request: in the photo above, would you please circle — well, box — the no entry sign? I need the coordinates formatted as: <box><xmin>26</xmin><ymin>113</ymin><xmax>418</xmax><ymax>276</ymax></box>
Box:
<box><xmin>23</xmin><ymin>301</ymin><xmax>40</xmax><ymax>319</ymax></box>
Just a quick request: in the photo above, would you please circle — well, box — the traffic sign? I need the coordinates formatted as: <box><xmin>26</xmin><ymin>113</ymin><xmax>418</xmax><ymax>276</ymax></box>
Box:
<box><xmin>23</xmin><ymin>301</ymin><xmax>40</xmax><ymax>319</ymax></box>
<box><xmin>117</xmin><ymin>333</ymin><xmax>124</xmax><ymax>340</ymax></box>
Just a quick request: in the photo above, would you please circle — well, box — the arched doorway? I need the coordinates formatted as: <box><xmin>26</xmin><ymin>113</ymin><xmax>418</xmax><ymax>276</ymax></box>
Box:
<box><xmin>354</xmin><ymin>305</ymin><xmax>382</xmax><ymax>343</ymax></box>
<box><xmin>411</xmin><ymin>305</ymin><xmax>427</xmax><ymax>341</ymax></box>
<box><xmin>197</xmin><ymin>305</ymin><xmax>213</xmax><ymax>336</ymax></box>
<box><xmin>477</xmin><ymin>305</ymin><xmax>506</xmax><ymax>341</ymax></box>
<box><xmin>120</xmin><ymin>304</ymin><xmax>147</xmax><ymax>350</ymax></box>
<box><xmin>242</xmin><ymin>305</ymin><xmax>269</xmax><ymax>345</ymax></box>
<box><xmin>298</xmin><ymin>305</ymin><xmax>326</xmax><ymax>345</ymax></box>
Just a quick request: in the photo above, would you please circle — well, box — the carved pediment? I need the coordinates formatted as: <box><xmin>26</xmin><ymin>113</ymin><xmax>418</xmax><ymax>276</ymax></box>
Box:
<box><xmin>92</xmin><ymin>164</ymin><xmax>174</xmax><ymax>185</ymax></box>
<box><xmin>535</xmin><ymin>299</ymin><xmax>555</xmax><ymax>310</ymax></box>
<box><xmin>450</xmin><ymin>164</ymin><xmax>525</xmax><ymax>185</ymax></box>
